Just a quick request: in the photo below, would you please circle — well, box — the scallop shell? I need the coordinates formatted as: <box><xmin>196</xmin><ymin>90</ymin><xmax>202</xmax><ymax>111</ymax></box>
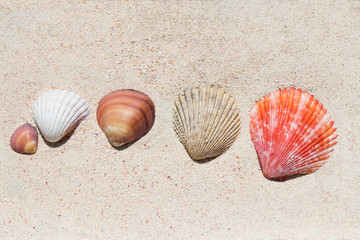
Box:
<box><xmin>32</xmin><ymin>89</ymin><xmax>90</xmax><ymax>143</ymax></box>
<box><xmin>96</xmin><ymin>89</ymin><xmax>156</xmax><ymax>147</ymax></box>
<box><xmin>250</xmin><ymin>88</ymin><xmax>337</xmax><ymax>180</ymax></box>
<box><xmin>10</xmin><ymin>124</ymin><xmax>38</xmax><ymax>154</ymax></box>
<box><xmin>173</xmin><ymin>84</ymin><xmax>241</xmax><ymax>160</ymax></box>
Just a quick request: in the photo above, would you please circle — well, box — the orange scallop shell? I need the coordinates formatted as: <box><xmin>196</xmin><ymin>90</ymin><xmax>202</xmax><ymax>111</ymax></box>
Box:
<box><xmin>10</xmin><ymin>124</ymin><xmax>38</xmax><ymax>154</ymax></box>
<box><xmin>250</xmin><ymin>88</ymin><xmax>337</xmax><ymax>180</ymax></box>
<box><xmin>96</xmin><ymin>89</ymin><xmax>155</xmax><ymax>147</ymax></box>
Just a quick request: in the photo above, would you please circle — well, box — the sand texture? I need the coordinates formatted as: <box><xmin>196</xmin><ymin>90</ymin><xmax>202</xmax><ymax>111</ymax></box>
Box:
<box><xmin>1</xmin><ymin>0</ymin><xmax>360</xmax><ymax>239</ymax></box>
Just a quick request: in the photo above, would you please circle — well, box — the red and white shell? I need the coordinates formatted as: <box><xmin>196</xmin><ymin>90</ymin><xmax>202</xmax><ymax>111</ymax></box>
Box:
<box><xmin>250</xmin><ymin>88</ymin><xmax>337</xmax><ymax>180</ymax></box>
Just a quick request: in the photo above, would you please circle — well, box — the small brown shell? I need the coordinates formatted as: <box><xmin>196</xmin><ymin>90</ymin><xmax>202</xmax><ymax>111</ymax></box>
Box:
<box><xmin>96</xmin><ymin>89</ymin><xmax>155</xmax><ymax>147</ymax></box>
<box><xmin>10</xmin><ymin>124</ymin><xmax>38</xmax><ymax>154</ymax></box>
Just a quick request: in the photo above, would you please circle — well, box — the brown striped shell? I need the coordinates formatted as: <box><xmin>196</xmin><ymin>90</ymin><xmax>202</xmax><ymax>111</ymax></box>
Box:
<box><xmin>97</xmin><ymin>89</ymin><xmax>156</xmax><ymax>147</ymax></box>
<box><xmin>173</xmin><ymin>84</ymin><xmax>241</xmax><ymax>160</ymax></box>
<box><xmin>10</xmin><ymin>124</ymin><xmax>38</xmax><ymax>154</ymax></box>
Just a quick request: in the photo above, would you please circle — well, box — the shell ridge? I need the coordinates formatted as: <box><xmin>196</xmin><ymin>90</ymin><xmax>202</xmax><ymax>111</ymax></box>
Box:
<box><xmin>216</xmin><ymin>108</ymin><xmax>240</xmax><ymax>142</ymax></box>
<box><xmin>286</xmin><ymin>122</ymin><xmax>336</xmax><ymax>167</ymax></box>
<box><xmin>291</xmin><ymin>145</ymin><xmax>334</xmax><ymax>171</ymax></box>
<box><xmin>203</xmin><ymin>102</ymin><xmax>239</xmax><ymax>154</ymax></box>
<box><xmin>203</xmin><ymin>93</ymin><xmax>230</xmax><ymax>151</ymax></box>
<box><xmin>190</xmin><ymin>84</ymin><xmax>209</xmax><ymax>157</ymax></box>
<box><xmin>204</xmin><ymin>90</ymin><xmax>240</xmax><ymax>158</ymax></box>
<box><xmin>178</xmin><ymin>93</ymin><xmax>189</xmax><ymax>144</ymax></box>
<box><xmin>206</xmin><ymin>91</ymin><xmax>232</xmax><ymax>145</ymax></box>
<box><xmin>199</xmin><ymin>85</ymin><xmax>213</xmax><ymax>150</ymax></box>
<box><xmin>196</xmin><ymin>86</ymin><xmax>220</xmax><ymax>152</ymax></box>
<box><xmin>61</xmin><ymin>101</ymin><xmax>89</xmax><ymax>137</ymax></box>
<box><xmin>268</xmin><ymin>91</ymin><xmax>281</xmax><ymax>156</ymax></box>
<box><xmin>288</xmin><ymin>132</ymin><xmax>335</xmax><ymax>166</ymax></box>
<box><xmin>272</xmin><ymin>90</ymin><xmax>288</xmax><ymax>152</ymax></box>
<box><xmin>44</xmin><ymin>90</ymin><xmax>56</xmax><ymax>136</ymax></box>
<box><xmin>195</xmin><ymin>86</ymin><xmax>206</xmax><ymax>152</ymax></box>
<box><xmin>202</xmin><ymin>91</ymin><xmax>231</xmax><ymax>155</ymax></box>
<box><xmin>189</xmin><ymin>88</ymin><xmax>196</xmax><ymax>132</ymax></box>
<box><xmin>264</xmin><ymin>89</ymin><xmax>298</xmax><ymax>173</ymax></box>
<box><xmin>274</xmin><ymin>92</ymin><xmax>316</xmax><ymax>164</ymax></box>
<box><xmin>272</xmin><ymin>90</ymin><xmax>312</xmax><ymax>166</ymax></box>
<box><xmin>50</xmin><ymin>90</ymin><xmax>68</xmax><ymax>139</ymax></box>
<box><xmin>258</xmin><ymin>99</ymin><xmax>269</xmax><ymax>168</ymax></box>
<box><xmin>50</xmin><ymin>90</ymin><xmax>73</xmax><ymax>139</ymax></box>
<box><xmin>183</xmin><ymin>88</ymin><xmax>196</xmax><ymax>154</ymax></box>
<box><xmin>39</xmin><ymin>91</ymin><xmax>51</xmax><ymax>136</ymax></box>
<box><xmin>293</xmin><ymin>121</ymin><xmax>335</xmax><ymax>159</ymax></box>
<box><xmin>202</xmin><ymin>85</ymin><xmax>220</xmax><ymax>144</ymax></box>
<box><xmin>274</xmin><ymin>90</ymin><xmax>288</xmax><ymax>155</ymax></box>
<box><xmin>200</xmin><ymin>86</ymin><xmax>215</xmax><ymax>140</ymax></box>
<box><xmin>250</xmin><ymin>104</ymin><xmax>263</xmax><ymax>164</ymax></box>
<box><xmin>288</xmin><ymin>149</ymin><xmax>330</xmax><ymax>172</ymax></box>
<box><xmin>288</xmin><ymin>150</ymin><xmax>332</xmax><ymax>174</ymax></box>
<box><xmin>207</xmin><ymin>116</ymin><xmax>241</xmax><ymax>154</ymax></box>
<box><xmin>173</xmin><ymin>105</ymin><xmax>183</xmax><ymax>142</ymax></box>
<box><xmin>173</xmin><ymin>99</ymin><xmax>186</xmax><ymax>144</ymax></box>
<box><xmin>275</xmin><ymin>89</ymin><xmax>299</xmax><ymax>159</ymax></box>
<box><xmin>264</xmin><ymin>95</ymin><xmax>272</xmax><ymax>161</ymax></box>
<box><xmin>36</xmin><ymin>91</ymin><xmax>52</xmax><ymax>139</ymax></box>
<box><xmin>56</xmin><ymin>92</ymin><xmax>81</xmax><ymax>139</ymax></box>
<box><xmin>60</xmin><ymin>94</ymin><xmax>87</xmax><ymax>139</ymax></box>
<box><xmin>267</xmin><ymin>92</ymin><xmax>275</xmax><ymax>156</ymax></box>
<box><xmin>183</xmin><ymin>89</ymin><xmax>193</xmax><ymax>144</ymax></box>
<box><xmin>32</xmin><ymin>97</ymin><xmax>41</xmax><ymax>132</ymax></box>
<box><xmin>191</xmin><ymin>87</ymin><xmax>201</xmax><ymax>154</ymax></box>
<box><xmin>194</xmin><ymin>85</ymin><xmax>208</xmax><ymax>155</ymax></box>
<box><xmin>250</xmin><ymin>103</ymin><xmax>265</xmax><ymax>158</ymax></box>
<box><xmin>284</xmin><ymin>112</ymin><xmax>332</xmax><ymax>165</ymax></box>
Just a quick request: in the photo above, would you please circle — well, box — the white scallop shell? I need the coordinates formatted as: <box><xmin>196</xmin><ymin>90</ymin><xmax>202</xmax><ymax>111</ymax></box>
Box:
<box><xmin>173</xmin><ymin>84</ymin><xmax>241</xmax><ymax>160</ymax></box>
<box><xmin>32</xmin><ymin>89</ymin><xmax>90</xmax><ymax>142</ymax></box>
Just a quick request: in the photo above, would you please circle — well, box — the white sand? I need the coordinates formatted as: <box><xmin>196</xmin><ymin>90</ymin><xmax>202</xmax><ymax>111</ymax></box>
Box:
<box><xmin>1</xmin><ymin>0</ymin><xmax>359</xmax><ymax>238</ymax></box>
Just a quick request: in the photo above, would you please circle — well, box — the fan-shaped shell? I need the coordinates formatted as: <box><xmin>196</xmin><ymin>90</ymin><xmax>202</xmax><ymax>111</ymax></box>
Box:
<box><xmin>250</xmin><ymin>88</ymin><xmax>337</xmax><ymax>180</ymax></box>
<box><xmin>96</xmin><ymin>89</ymin><xmax>155</xmax><ymax>147</ymax></box>
<box><xmin>32</xmin><ymin>89</ymin><xmax>90</xmax><ymax>143</ymax></box>
<box><xmin>173</xmin><ymin>84</ymin><xmax>241</xmax><ymax>160</ymax></box>
<box><xmin>10</xmin><ymin>124</ymin><xmax>38</xmax><ymax>154</ymax></box>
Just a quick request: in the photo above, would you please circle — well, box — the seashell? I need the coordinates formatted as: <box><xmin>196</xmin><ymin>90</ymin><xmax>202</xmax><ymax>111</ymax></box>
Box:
<box><xmin>173</xmin><ymin>84</ymin><xmax>241</xmax><ymax>160</ymax></box>
<box><xmin>10</xmin><ymin>124</ymin><xmax>38</xmax><ymax>154</ymax></box>
<box><xmin>97</xmin><ymin>89</ymin><xmax>155</xmax><ymax>147</ymax></box>
<box><xmin>32</xmin><ymin>89</ymin><xmax>90</xmax><ymax>143</ymax></box>
<box><xmin>250</xmin><ymin>88</ymin><xmax>338</xmax><ymax>180</ymax></box>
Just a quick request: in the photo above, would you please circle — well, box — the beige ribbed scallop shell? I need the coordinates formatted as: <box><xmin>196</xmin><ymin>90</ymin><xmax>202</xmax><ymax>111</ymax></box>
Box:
<box><xmin>173</xmin><ymin>84</ymin><xmax>241</xmax><ymax>160</ymax></box>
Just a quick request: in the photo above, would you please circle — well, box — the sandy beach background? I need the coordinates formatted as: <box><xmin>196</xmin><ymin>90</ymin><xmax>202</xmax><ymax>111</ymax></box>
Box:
<box><xmin>1</xmin><ymin>0</ymin><xmax>360</xmax><ymax>239</ymax></box>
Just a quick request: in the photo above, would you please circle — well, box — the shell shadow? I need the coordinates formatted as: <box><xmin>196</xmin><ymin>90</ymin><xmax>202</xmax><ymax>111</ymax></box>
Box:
<box><xmin>39</xmin><ymin>121</ymin><xmax>83</xmax><ymax>148</ymax></box>
<box><xmin>111</xmin><ymin>142</ymin><xmax>135</xmax><ymax>151</ymax></box>
<box><xmin>42</xmin><ymin>130</ymin><xmax>75</xmax><ymax>148</ymax></box>
<box><xmin>192</xmin><ymin>156</ymin><xmax>217</xmax><ymax>164</ymax></box>
<box><xmin>266</xmin><ymin>173</ymin><xmax>306</xmax><ymax>182</ymax></box>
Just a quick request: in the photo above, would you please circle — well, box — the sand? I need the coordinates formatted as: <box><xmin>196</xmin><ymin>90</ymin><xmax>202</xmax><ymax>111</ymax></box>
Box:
<box><xmin>1</xmin><ymin>0</ymin><xmax>360</xmax><ymax>239</ymax></box>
